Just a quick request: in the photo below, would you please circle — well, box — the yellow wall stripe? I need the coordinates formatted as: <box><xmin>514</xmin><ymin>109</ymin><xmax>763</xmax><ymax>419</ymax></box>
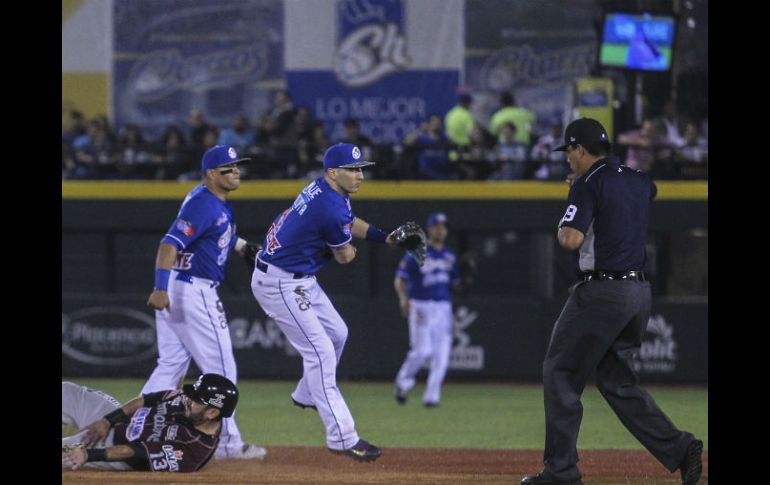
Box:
<box><xmin>62</xmin><ymin>180</ymin><xmax>707</xmax><ymax>201</ymax></box>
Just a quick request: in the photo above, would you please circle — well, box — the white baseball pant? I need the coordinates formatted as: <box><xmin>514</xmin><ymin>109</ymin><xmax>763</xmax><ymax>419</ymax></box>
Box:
<box><xmin>395</xmin><ymin>299</ymin><xmax>453</xmax><ymax>404</ymax></box>
<box><xmin>141</xmin><ymin>270</ymin><xmax>246</xmax><ymax>457</ymax></box>
<box><xmin>251</xmin><ymin>259</ymin><xmax>360</xmax><ymax>450</ymax></box>
<box><xmin>61</xmin><ymin>381</ymin><xmax>132</xmax><ymax>470</ymax></box>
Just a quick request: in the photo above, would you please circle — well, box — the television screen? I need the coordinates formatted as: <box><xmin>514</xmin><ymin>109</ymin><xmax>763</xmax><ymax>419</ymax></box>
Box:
<box><xmin>599</xmin><ymin>12</ymin><xmax>676</xmax><ymax>71</ymax></box>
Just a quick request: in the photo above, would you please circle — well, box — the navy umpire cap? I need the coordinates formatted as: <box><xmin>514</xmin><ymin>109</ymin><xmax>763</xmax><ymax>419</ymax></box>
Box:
<box><xmin>553</xmin><ymin>118</ymin><xmax>609</xmax><ymax>151</ymax></box>
<box><xmin>183</xmin><ymin>373</ymin><xmax>239</xmax><ymax>418</ymax></box>
<box><xmin>426</xmin><ymin>212</ymin><xmax>449</xmax><ymax>227</ymax></box>
<box><xmin>201</xmin><ymin>145</ymin><xmax>250</xmax><ymax>172</ymax></box>
<box><xmin>323</xmin><ymin>143</ymin><xmax>376</xmax><ymax>170</ymax></box>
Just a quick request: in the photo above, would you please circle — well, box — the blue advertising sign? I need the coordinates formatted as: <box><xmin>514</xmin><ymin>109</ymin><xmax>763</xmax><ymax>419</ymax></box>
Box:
<box><xmin>285</xmin><ymin>0</ymin><xmax>464</xmax><ymax>145</ymax></box>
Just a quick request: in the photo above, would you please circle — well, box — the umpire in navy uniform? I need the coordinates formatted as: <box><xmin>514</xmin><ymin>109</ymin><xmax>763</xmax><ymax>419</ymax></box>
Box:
<box><xmin>521</xmin><ymin>118</ymin><xmax>703</xmax><ymax>485</ymax></box>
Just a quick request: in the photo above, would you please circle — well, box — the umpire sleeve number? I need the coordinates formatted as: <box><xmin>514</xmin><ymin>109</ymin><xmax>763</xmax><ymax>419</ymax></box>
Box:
<box><xmin>559</xmin><ymin>205</ymin><xmax>577</xmax><ymax>227</ymax></box>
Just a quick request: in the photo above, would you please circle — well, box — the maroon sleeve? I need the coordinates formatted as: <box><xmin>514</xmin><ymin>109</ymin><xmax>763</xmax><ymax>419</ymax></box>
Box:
<box><xmin>141</xmin><ymin>390</ymin><xmax>179</xmax><ymax>408</ymax></box>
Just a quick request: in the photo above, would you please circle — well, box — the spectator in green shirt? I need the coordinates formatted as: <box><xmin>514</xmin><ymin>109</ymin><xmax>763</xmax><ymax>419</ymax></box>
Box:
<box><xmin>444</xmin><ymin>92</ymin><xmax>475</xmax><ymax>148</ymax></box>
<box><xmin>489</xmin><ymin>92</ymin><xmax>537</xmax><ymax>146</ymax></box>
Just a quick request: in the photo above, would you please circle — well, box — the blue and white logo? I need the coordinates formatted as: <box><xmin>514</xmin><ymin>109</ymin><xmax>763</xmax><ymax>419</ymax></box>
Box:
<box><xmin>334</xmin><ymin>0</ymin><xmax>410</xmax><ymax>87</ymax></box>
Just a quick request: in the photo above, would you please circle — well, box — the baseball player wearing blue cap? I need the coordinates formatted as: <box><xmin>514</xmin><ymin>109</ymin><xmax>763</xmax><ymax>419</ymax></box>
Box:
<box><xmin>142</xmin><ymin>145</ymin><xmax>266</xmax><ymax>460</ymax></box>
<box><xmin>250</xmin><ymin>143</ymin><xmax>406</xmax><ymax>462</ymax></box>
<box><xmin>393</xmin><ymin>212</ymin><xmax>462</xmax><ymax>407</ymax></box>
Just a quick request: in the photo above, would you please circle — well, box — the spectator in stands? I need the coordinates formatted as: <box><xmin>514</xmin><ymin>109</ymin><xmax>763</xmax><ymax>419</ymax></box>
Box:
<box><xmin>444</xmin><ymin>90</ymin><xmax>475</xmax><ymax>158</ymax></box>
<box><xmin>297</xmin><ymin>109</ymin><xmax>328</xmax><ymax>179</ymax></box>
<box><xmin>530</xmin><ymin>123</ymin><xmax>568</xmax><ymax>180</ymax></box>
<box><xmin>187</xmin><ymin>109</ymin><xmax>214</xmax><ymax>149</ymax></box>
<box><xmin>337</xmin><ymin>118</ymin><xmax>374</xmax><ymax>162</ymax></box>
<box><xmin>94</xmin><ymin>114</ymin><xmax>117</xmax><ymax>146</ymax></box>
<box><xmin>403</xmin><ymin>114</ymin><xmax>453</xmax><ymax>180</ymax></box>
<box><xmin>656</xmin><ymin>98</ymin><xmax>685</xmax><ymax>148</ymax></box>
<box><xmin>62</xmin><ymin>110</ymin><xmax>87</xmax><ymax>146</ymax></box>
<box><xmin>490</xmin><ymin>122</ymin><xmax>528</xmax><ymax>180</ymax></box>
<box><xmin>218</xmin><ymin>113</ymin><xmax>256</xmax><ymax>149</ymax></box>
<box><xmin>114</xmin><ymin>124</ymin><xmax>154</xmax><ymax>179</ymax></box>
<box><xmin>457</xmin><ymin>124</ymin><xmax>494</xmax><ymax>180</ymax></box>
<box><xmin>489</xmin><ymin>92</ymin><xmax>537</xmax><ymax>146</ymax></box>
<box><xmin>259</xmin><ymin>89</ymin><xmax>299</xmax><ymax>178</ymax></box>
<box><xmin>178</xmin><ymin>128</ymin><xmax>219</xmax><ymax>181</ymax></box>
<box><xmin>617</xmin><ymin>118</ymin><xmax>668</xmax><ymax>173</ymax></box>
<box><xmin>673</xmin><ymin>121</ymin><xmax>708</xmax><ymax>181</ymax></box>
<box><xmin>153</xmin><ymin>125</ymin><xmax>190</xmax><ymax>180</ymax></box>
<box><xmin>71</xmin><ymin>119</ymin><xmax>113</xmax><ymax>179</ymax></box>
<box><xmin>62</xmin><ymin>110</ymin><xmax>87</xmax><ymax>179</ymax></box>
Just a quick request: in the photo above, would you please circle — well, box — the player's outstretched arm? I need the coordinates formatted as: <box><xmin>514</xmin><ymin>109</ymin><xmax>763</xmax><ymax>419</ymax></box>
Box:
<box><xmin>352</xmin><ymin>217</ymin><xmax>397</xmax><ymax>248</ymax></box>
<box><xmin>62</xmin><ymin>444</ymin><xmax>143</xmax><ymax>470</ymax></box>
<box><xmin>79</xmin><ymin>395</ymin><xmax>147</xmax><ymax>447</ymax></box>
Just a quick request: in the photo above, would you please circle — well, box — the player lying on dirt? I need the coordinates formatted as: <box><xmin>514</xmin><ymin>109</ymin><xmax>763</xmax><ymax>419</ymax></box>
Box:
<box><xmin>62</xmin><ymin>373</ymin><xmax>238</xmax><ymax>472</ymax></box>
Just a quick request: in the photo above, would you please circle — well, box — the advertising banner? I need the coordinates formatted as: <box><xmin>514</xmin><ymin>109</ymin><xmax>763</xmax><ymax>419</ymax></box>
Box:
<box><xmin>112</xmin><ymin>0</ymin><xmax>283</xmax><ymax>139</ymax></box>
<box><xmin>575</xmin><ymin>77</ymin><xmax>614</xmax><ymax>139</ymax></box>
<box><xmin>465</xmin><ymin>0</ymin><xmax>599</xmax><ymax>134</ymax></box>
<box><xmin>285</xmin><ymin>0</ymin><xmax>464</xmax><ymax>144</ymax></box>
<box><xmin>63</xmin><ymin>294</ymin><xmax>706</xmax><ymax>383</ymax></box>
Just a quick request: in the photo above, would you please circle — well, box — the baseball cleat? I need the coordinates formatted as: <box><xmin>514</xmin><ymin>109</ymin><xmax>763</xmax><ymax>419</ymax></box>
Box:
<box><xmin>423</xmin><ymin>401</ymin><xmax>439</xmax><ymax>408</ymax></box>
<box><xmin>291</xmin><ymin>397</ymin><xmax>318</xmax><ymax>411</ymax></box>
<box><xmin>329</xmin><ymin>438</ymin><xmax>382</xmax><ymax>462</ymax></box>
<box><xmin>215</xmin><ymin>443</ymin><xmax>267</xmax><ymax>460</ymax></box>
<box><xmin>679</xmin><ymin>439</ymin><xmax>703</xmax><ymax>484</ymax></box>
<box><xmin>520</xmin><ymin>471</ymin><xmax>584</xmax><ymax>484</ymax></box>
<box><xmin>394</xmin><ymin>385</ymin><xmax>407</xmax><ymax>405</ymax></box>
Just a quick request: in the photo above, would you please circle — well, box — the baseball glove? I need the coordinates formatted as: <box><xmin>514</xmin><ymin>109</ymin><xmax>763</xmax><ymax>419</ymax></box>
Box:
<box><xmin>243</xmin><ymin>242</ymin><xmax>262</xmax><ymax>269</ymax></box>
<box><xmin>389</xmin><ymin>221</ymin><xmax>427</xmax><ymax>266</ymax></box>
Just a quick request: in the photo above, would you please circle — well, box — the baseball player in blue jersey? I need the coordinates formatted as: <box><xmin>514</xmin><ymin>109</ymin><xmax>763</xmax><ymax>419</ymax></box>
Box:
<box><xmin>393</xmin><ymin>212</ymin><xmax>462</xmax><ymax>407</ymax></box>
<box><xmin>142</xmin><ymin>145</ymin><xmax>266</xmax><ymax>460</ymax></box>
<box><xmin>250</xmin><ymin>143</ymin><xmax>409</xmax><ymax>462</ymax></box>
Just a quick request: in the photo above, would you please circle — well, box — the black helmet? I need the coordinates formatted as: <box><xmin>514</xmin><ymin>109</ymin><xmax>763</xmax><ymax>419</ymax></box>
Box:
<box><xmin>182</xmin><ymin>374</ymin><xmax>239</xmax><ymax>418</ymax></box>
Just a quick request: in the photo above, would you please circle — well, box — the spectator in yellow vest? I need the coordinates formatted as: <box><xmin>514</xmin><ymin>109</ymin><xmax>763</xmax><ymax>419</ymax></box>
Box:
<box><xmin>490</xmin><ymin>92</ymin><xmax>537</xmax><ymax>146</ymax></box>
<box><xmin>444</xmin><ymin>92</ymin><xmax>475</xmax><ymax>148</ymax></box>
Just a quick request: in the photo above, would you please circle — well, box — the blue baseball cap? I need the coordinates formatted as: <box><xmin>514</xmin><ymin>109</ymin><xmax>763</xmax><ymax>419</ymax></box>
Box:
<box><xmin>201</xmin><ymin>145</ymin><xmax>250</xmax><ymax>172</ymax></box>
<box><xmin>427</xmin><ymin>212</ymin><xmax>449</xmax><ymax>227</ymax></box>
<box><xmin>323</xmin><ymin>143</ymin><xmax>376</xmax><ymax>170</ymax></box>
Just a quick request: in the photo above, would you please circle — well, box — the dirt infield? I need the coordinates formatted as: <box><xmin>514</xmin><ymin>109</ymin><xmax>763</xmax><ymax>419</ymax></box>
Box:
<box><xmin>62</xmin><ymin>446</ymin><xmax>708</xmax><ymax>484</ymax></box>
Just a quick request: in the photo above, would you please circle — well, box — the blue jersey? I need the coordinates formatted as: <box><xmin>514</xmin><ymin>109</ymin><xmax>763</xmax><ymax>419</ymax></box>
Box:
<box><xmin>560</xmin><ymin>156</ymin><xmax>657</xmax><ymax>272</ymax></box>
<box><xmin>396</xmin><ymin>246</ymin><xmax>460</xmax><ymax>301</ymax></box>
<box><xmin>259</xmin><ymin>177</ymin><xmax>354</xmax><ymax>274</ymax></box>
<box><xmin>161</xmin><ymin>184</ymin><xmax>237</xmax><ymax>282</ymax></box>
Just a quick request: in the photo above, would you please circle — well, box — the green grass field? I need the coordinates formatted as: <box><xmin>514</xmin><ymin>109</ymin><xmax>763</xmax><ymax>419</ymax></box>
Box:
<box><xmin>63</xmin><ymin>379</ymin><xmax>707</xmax><ymax>451</ymax></box>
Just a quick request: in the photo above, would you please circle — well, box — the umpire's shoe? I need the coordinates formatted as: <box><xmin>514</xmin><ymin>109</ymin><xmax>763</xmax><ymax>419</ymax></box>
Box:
<box><xmin>520</xmin><ymin>471</ymin><xmax>584</xmax><ymax>485</ymax></box>
<box><xmin>291</xmin><ymin>397</ymin><xmax>317</xmax><ymax>411</ymax></box>
<box><xmin>329</xmin><ymin>439</ymin><xmax>382</xmax><ymax>462</ymax></box>
<box><xmin>394</xmin><ymin>385</ymin><xmax>407</xmax><ymax>405</ymax></box>
<box><xmin>678</xmin><ymin>438</ymin><xmax>703</xmax><ymax>484</ymax></box>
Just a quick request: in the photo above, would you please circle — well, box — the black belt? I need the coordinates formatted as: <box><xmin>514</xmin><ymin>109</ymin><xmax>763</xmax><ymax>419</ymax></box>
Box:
<box><xmin>583</xmin><ymin>270</ymin><xmax>646</xmax><ymax>282</ymax></box>
<box><xmin>256</xmin><ymin>259</ymin><xmax>308</xmax><ymax>279</ymax></box>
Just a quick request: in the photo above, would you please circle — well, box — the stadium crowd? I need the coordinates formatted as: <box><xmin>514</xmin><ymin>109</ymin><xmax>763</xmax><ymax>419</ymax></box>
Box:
<box><xmin>62</xmin><ymin>90</ymin><xmax>707</xmax><ymax>182</ymax></box>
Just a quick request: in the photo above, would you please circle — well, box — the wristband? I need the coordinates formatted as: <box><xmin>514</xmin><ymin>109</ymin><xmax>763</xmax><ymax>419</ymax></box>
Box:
<box><xmin>103</xmin><ymin>407</ymin><xmax>129</xmax><ymax>427</ymax></box>
<box><xmin>86</xmin><ymin>448</ymin><xmax>107</xmax><ymax>462</ymax></box>
<box><xmin>365</xmin><ymin>225</ymin><xmax>388</xmax><ymax>243</ymax></box>
<box><xmin>154</xmin><ymin>268</ymin><xmax>171</xmax><ymax>291</ymax></box>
